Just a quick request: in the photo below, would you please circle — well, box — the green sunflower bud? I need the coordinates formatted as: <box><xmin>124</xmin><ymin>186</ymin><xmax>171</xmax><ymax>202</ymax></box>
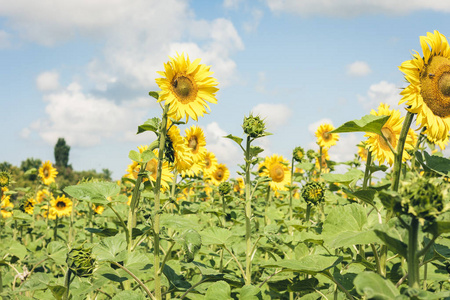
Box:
<box><xmin>0</xmin><ymin>171</ymin><xmax>11</xmax><ymax>188</ymax></box>
<box><xmin>301</xmin><ymin>181</ymin><xmax>326</xmax><ymax>205</ymax></box>
<box><xmin>306</xmin><ymin>149</ymin><xmax>317</xmax><ymax>161</ymax></box>
<box><xmin>243</xmin><ymin>114</ymin><xmax>266</xmax><ymax>138</ymax></box>
<box><xmin>400</xmin><ymin>176</ymin><xmax>446</xmax><ymax>221</ymax></box>
<box><xmin>292</xmin><ymin>146</ymin><xmax>305</xmax><ymax>162</ymax></box>
<box><xmin>218</xmin><ymin>181</ymin><xmax>232</xmax><ymax>196</ymax></box>
<box><xmin>66</xmin><ymin>246</ymin><xmax>96</xmax><ymax>277</ymax></box>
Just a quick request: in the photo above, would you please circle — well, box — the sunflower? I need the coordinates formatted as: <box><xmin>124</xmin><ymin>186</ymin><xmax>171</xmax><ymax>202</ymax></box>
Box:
<box><xmin>315</xmin><ymin>123</ymin><xmax>339</xmax><ymax>149</ymax></box>
<box><xmin>181</xmin><ymin>159</ymin><xmax>206</xmax><ymax>178</ymax></box>
<box><xmin>39</xmin><ymin>161</ymin><xmax>58</xmax><ymax>185</ymax></box>
<box><xmin>1</xmin><ymin>194</ymin><xmax>13</xmax><ymax>219</ymax></box>
<box><xmin>185</xmin><ymin>125</ymin><xmax>207</xmax><ymax>162</ymax></box>
<box><xmin>364</xmin><ymin>103</ymin><xmax>416</xmax><ymax>166</ymax></box>
<box><xmin>357</xmin><ymin>145</ymin><xmax>368</xmax><ymax>162</ymax></box>
<box><xmin>203</xmin><ymin>151</ymin><xmax>218</xmax><ymax>179</ymax></box>
<box><xmin>425</xmin><ymin>128</ymin><xmax>449</xmax><ymax>150</ymax></box>
<box><xmin>167</xmin><ymin>123</ymin><xmax>195</xmax><ymax>173</ymax></box>
<box><xmin>233</xmin><ymin>177</ymin><xmax>245</xmax><ymax>195</ymax></box>
<box><xmin>41</xmin><ymin>205</ymin><xmax>57</xmax><ymax>220</ymax></box>
<box><xmin>259</xmin><ymin>154</ymin><xmax>291</xmax><ymax>192</ymax></box>
<box><xmin>399</xmin><ymin>30</ymin><xmax>450</xmax><ymax>142</ymax></box>
<box><xmin>93</xmin><ymin>204</ymin><xmax>104</xmax><ymax>215</ymax></box>
<box><xmin>126</xmin><ymin>147</ymin><xmax>174</xmax><ymax>191</ymax></box>
<box><xmin>0</xmin><ymin>171</ymin><xmax>11</xmax><ymax>188</ymax></box>
<box><xmin>210</xmin><ymin>164</ymin><xmax>230</xmax><ymax>186</ymax></box>
<box><xmin>50</xmin><ymin>195</ymin><xmax>72</xmax><ymax>218</ymax></box>
<box><xmin>155</xmin><ymin>53</ymin><xmax>219</xmax><ymax>122</ymax></box>
<box><xmin>22</xmin><ymin>197</ymin><xmax>36</xmax><ymax>215</ymax></box>
<box><xmin>315</xmin><ymin>148</ymin><xmax>330</xmax><ymax>172</ymax></box>
<box><xmin>36</xmin><ymin>189</ymin><xmax>55</xmax><ymax>204</ymax></box>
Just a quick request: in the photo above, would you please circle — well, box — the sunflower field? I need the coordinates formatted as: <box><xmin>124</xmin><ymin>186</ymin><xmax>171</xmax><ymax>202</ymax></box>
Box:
<box><xmin>1</xmin><ymin>31</ymin><xmax>450</xmax><ymax>300</ymax></box>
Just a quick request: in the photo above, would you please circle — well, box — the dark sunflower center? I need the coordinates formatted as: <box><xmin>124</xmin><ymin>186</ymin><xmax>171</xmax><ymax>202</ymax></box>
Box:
<box><xmin>421</xmin><ymin>56</ymin><xmax>450</xmax><ymax>118</ymax></box>
<box><xmin>172</xmin><ymin>75</ymin><xmax>197</xmax><ymax>104</ymax></box>
<box><xmin>205</xmin><ymin>157</ymin><xmax>211</xmax><ymax>168</ymax></box>
<box><xmin>44</xmin><ymin>168</ymin><xmax>49</xmax><ymax>177</ymax></box>
<box><xmin>323</xmin><ymin>132</ymin><xmax>331</xmax><ymax>141</ymax></box>
<box><xmin>380</xmin><ymin>127</ymin><xmax>395</xmax><ymax>149</ymax></box>
<box><xmin>215</xmin><ymin>168</ymin><xmax>224</xmax><ymax>181</ymax></box>
<box><xmin>270</xmin><ymin>165</ymin><xmax>285</xmax><ymax>182</ymax></box>
<box><xmin>188</xmin><ymin>136</ymin><xmax>198</xmax><ymax>151</ymax></box>
<box><xmin>56</xmin><ymin>201</ymin><xmax>66</xmax><ymax>209</ymax></box>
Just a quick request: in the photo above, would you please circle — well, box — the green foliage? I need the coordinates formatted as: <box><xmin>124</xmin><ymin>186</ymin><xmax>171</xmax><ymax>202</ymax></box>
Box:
<box><xmin>54</xmin><ymin>138</ymin><xmax>70</xmax><ymax>168</ymax></box>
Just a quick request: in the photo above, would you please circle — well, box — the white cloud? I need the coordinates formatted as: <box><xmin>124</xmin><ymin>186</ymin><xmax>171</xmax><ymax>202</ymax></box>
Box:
<box><xmin>36</xmin><ymin>71</ymin><xmax>60</xmax><ymax>91</ymax></box>
<box><xmin>204</xmin><ymin>122</ymin><xmax>241</xmax><ymax>170</ymax></box>
<box><xmin>265</xmin><ymin>0</ymin><xmax>450</xmax><ymax>17</ymax></box>
<box><xmin>357</xmin><ymin>81</ymin><xmax>402</xmax><ymax>110</ymax></box>
<box><xmin>27</xmin><ymin>82</ymin><xmax>157</xmax><ymax>147</ymax></box>
<box><xmin>223</xmin><ymin>0</ymin><xmax>243</xmax><ymax>9</ymax></box>
<box><xmin>243</xmin><ymin>9</ymin><xmax>263</xmax><ymax>33</ymax></box>
<box><xmin>346</xmin><ymin>61</ymin><xmax>371</xmax><ymax>77</ymax></box>
<box><xmin>251</xmin><ymin>103</ymin><xmax>292</xmax><ymax>131</ymax></box>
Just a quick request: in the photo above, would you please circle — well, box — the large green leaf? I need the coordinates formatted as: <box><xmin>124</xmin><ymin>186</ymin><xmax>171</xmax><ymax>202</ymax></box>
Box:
<box><xmin>374</xmin><ymin>228</ymin><xmax>407</xmax><ymax>258</ymax></box>
<box><xmin>64</xmin><ymin>181</ymin><xmax>120</xmax><ymax>204</ymax></box>
<box><xmin>240</xmin><ymin>285</ymin><xmax>262</xmax><ymax>300</ymax></box>
<box><xmin>46</xmin><ymin>241</ymin><xmax>68</xmax><ymax>265</ymax></box>
<box><xmin>354</xmin><ymin>272</ymin><xmax>399</xmax><ymax>299</ymax></box>
<box><xmin>136</xmin><ymin>117</ymin><xmax>160</xmax><ymax>134</ymax></box>
<box><xmin>92</xmin><ymin>236</ymin><xmax>127</xmax><ymax>261</ymax></box>
<box><xmin>321</xmin><ymin>169</ymin><xmax>364</xmax><ymax>187</ymax></box>
<box><xmin>201</xmin><ymin>227</ymin><xmax>233</xmax><ymax>246</ymax></box>
<box><xmin>223</xmin><ymin>134</ymin><xmax>243</xmax><ymax>148</ymax></box>
<box><xmin>262</xmin><ymin>255</ymin><xmax>342</xmax><ymax>275</ymax></box>
<box><xmin>416</xmin><ymin>151</ymin><xmax>450</xmax><ymax>176</ymax></box>
<box><xmin>204</xmin><ymin>281</ymin><xmax>232</xmax><ymax>300</ymax></box>
<box><xmin>112</xmin><ymin>290</ymin><xmax>146</xmax><ymax>300</ymax></box>
<box><xmin>424</xmin><ymin>211</ymin><xmax>450</xmax><ymax>236</ymax></box>
<box><xmin>331</xmin><ymin>114</ymin><xmax>390</xmax><ymax>135</ymax></box>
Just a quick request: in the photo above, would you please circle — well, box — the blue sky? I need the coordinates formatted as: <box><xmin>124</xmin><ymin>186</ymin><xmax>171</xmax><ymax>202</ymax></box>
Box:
<box><xmin>1</xmin><ymin>0</ymin><xmax>450</xmax><ymax>180</ymax></box>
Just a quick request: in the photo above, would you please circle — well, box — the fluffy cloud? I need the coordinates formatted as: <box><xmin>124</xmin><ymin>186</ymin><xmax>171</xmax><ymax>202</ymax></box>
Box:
<box><xmin>0</xmin><ymin>30</ymin><xmax>10</xmax><ymax>48</ymax></box>
<box><xmin>27</xmin><ymin>82</ymin><xmax>157</xmax><ymax>147</ymax></box>
<box><xmin>36</xmin><ymin>71</ymin><xmax>60</xmax><ymax>91</ymax></box>
<box><xmin>251</xmin><ymin>103</ymin><xmax>292</xmax><ymax>131</ymax></box>
<box><xmin>357</xmin><ymin>81</ymin><xmax>402</xmax><ymax>110</ymax></box>
<box><xmin>266</xmin><ymin>0</ymin><xmax>450</xmax><ymax>17</ymax></box>
<box><xmin>204</xmin><ymin>122</ymin><xmax>241</xmax><ymax>174</ymax></box>
<box><xmin>346</xmin><ymin>61</ymin><xmax>371</xmax><ymax>77</ymax></box>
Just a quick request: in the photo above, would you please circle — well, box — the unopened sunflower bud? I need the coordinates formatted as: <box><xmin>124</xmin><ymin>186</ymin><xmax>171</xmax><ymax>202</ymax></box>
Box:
<box><xmin>301</xmin><ymin>181</ymin><xmax>325</xmax><ymax>205</ymax></box>
<box><xmin>67</xmin><ymin>246</ymin><xmax>96</xmax><ymax>277</ymax></box>
<box><xmin>218</xmin><ymin>182</ymin><xmax>232</xmax><ymax>196</ymax></box>
<box><xmin>306</xmin><ymin>149</ymin><xmax>317</xmax><ymax>161</ymax></box>
<box><xmin>243</xmin><ymin>114</ymin><xmax>266</xmax><ymax>138</ymax></box>
<box><xmin>0</xmin><ymin>171</ymin><xmax>11</xmax><ymax>188</ymax></box>
<box><xmin>293</xmin><ymin>146</ymin><xmax>305</xmax><ymax>162</ymax></box>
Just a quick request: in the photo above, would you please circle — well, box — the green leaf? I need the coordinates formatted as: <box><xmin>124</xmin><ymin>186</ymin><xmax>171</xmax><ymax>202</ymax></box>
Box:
<box><xmin>128</xmin><ymin>150</ymin><xmax>141</xmax><ymax>162</ymax></box>
<box><xmin>240</xmin><ymin>285</ymin><xmax>262</xmax><ymax>300</ymax></box>
<box><xmin>249</xmin><ymin>146</ymin><xmax>264</xmax><ymax>158</ymax></box>
<box><xmin>201</xmin><ymin>227</ymin><xmax>233</xmax><ymax>246</ymax></box>
<box><xmin>374</xmin><ymin>228</ymin><xmax>407</xmax><ymax>258</ymax></box>
<box><xmin>148</xmin><ymin>91</ymin><xmax>159</xmax><ymax>100</ymax></box>
<box><xmin>48</xmin><ymin>285</ymin><xmax>66</xmax><ymax>300</ymax></box>
<box><xmin>85</xmin><ymin>227</ymin><xmax>119</xmax><ymax>237</ymax></box>
<box><xmin>321</xmin><ymin>169</ymin><xmax>363</xmax><ymax>187</ymax></box>
<box><xmin>289</xmin><ymin>278</ymin><xmax>319</xmax><ymax>292</ymax></box>
<box><xmin>342</xmin><ymin>188</ymin><xmax>376</xmax><ymax>205</ymax></box>
<box><xmin>223</xmin><ymin>134</ymin><xmax>243</xmax><ymax>147</ymax></box>
<box><xmin>262</xmin><ymin>255</ymin><xmax>342</xmax><ymax>275</ymax></box>
<box><xmin>137</xmin><ymin>117</ymin><xmax>160</xmax><ymax>134</ymax></box>
<box><xmin>112</xmin><ymin>290</ymin><xmax>146</xmax><ymax>300</ymax></box>
<box><xmin>140</xmin><ymin>149</ymin><xmax>156</xmax><ymax>162</ymax></box>
<box><xmin>416</xmin><ymin>151</ymin><xmax>450</xmax><ymax>176</ymax></box>
<box><xmin>24</xmin><ymin>168</ymin><xmax>37</xmax><ymax>176</ymax></box>
<box><xmin>46</xmin><ymin>241</ymin><xmax>68</xmax><ymax>265</ymax></box>
<box><xmin>354</xmin><ymin>272</ymin><xmax>399</xmax><ymax>299</ymax></box>
<box><xmin>331</xmin><ymin>114</ymin><xmax>390</xmax><ymax>135</ymax></box>
<box><xmin>424</xmin><ymin>211</ymin><xmax>450</xmax><ymax>236</ymax></box>
<box><xmin>181</xmin><ymin>229</ymin><xmax>202</xmax><ymax>263</ymax></box>
<box><xmin>64</xmin><ymin>181</ymin><xmax>120</xmax><ymax>204</ymax></box>
<box><xmin>204</xmin><ymin>281</ymin><xmax>232</xmax><ymax>300</ymax></box>
<box><xmin>93</xmin><ymin>236</ymin><xmax>127</xmax><ymax>261</ymax></box>
<box><xmin>8</xmin><ymin>240</ymin><xmax>28</xmax><ymax>260</ymax></box>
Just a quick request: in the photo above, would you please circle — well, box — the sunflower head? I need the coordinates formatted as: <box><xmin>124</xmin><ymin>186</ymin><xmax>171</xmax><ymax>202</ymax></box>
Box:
<box><xmin>21</xmin><ymin>197</ymin><xmax>36</xmax><ymax>215</ymax></box>
<box><xmin>292</xmin><ymin>146</ymin><xmax>305</xmax><ymax>162</ymax></box>
<box><xmin>155</xmin><ymin>53</ymin><xmax>219</xmax><ymax>122</ymax></box>
<box><xmin>243</xmin><ymin>114</ymin><xmax>267</xmax><ymax>138</ymax></box>
<box><xmin>39</xmin><ymin>161</ymin><xmax>58</xmax><ymax>186</ymax></box>
<box><xmin>306</xmin><ymin>149</ymin><xmax>317</xmax><ymax>161</ymax></box>
<box><xmin>259</xmin><ymin>154</ymin><xmax>291</xmax><ymax>192</ymax></box>
<box><xmin>50</xmin><ymin>195</ymin><xmax>72</xmax><ymax>218</ymax></box>
<box><xmin>315</xmin><ymin>123</ymin><xmax>339</xmax><ymax>149</ymax></box>
<box><xmin>0</xmin><ymin>171</ymin><xmax>12</xmax><ymax>188</ymax></box>
<box><xmin>301</xmin><ymin>181</ymin><xmax>326</xmax><ymax>206</ymax></box>
<box><xmin>67</xmin><ymin>246</ymin><xmax>96</xmax><ymax>278</ymax></box>
<box><xmin>218</xmin><ymin>181</ymin><xmax>232</xmax><ymax>196</ymax></box>
<box><xmin>211</xmin><ymin>164</ymin><xmax>230</xmax><ymax>186</ymax></box>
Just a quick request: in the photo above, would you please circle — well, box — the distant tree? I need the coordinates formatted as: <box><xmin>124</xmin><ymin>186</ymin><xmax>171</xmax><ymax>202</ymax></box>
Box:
<box><xmin>102</xmin><ymin>168</ymin><xmax>113</xmax><ymax>181</ymax></box>
<box><xmin>20</xmin><ymin>158</ymin><xmax>42</xmax><ymax>181</ymax></box>
<box><xmin>54</xmin><ymin>138</ymin><xmax>70</xmax><ymax>168</ymax></box>
<box><xmin>0</xmin><ymin>161</ymin><xmax>12</xmax><ymax>171</ymax></box>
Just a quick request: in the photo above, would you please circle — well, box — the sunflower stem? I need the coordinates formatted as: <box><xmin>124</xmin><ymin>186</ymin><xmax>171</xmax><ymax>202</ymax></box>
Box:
<box><xmin>244</xmin><ymin>135</ymin><xmax>253</xmax><ymax>285</ymax></box>
<box><xmin>153</xmin><ymin>104</ymin><xmax>170</xmax><ymax>300</ymax></box>
<box><xmin>53</xmin><ymin>216</ymin><xmax>58</xmax><ymax>241</ymax></box>
<box><xmin>391</xmin><ymin>111</ymin><xmax>414</xmax><ymax>191</ymax></box>
<box><xmin>408</xmin><ymin>217</ymin><xmax>420</xmax><ymax>289</ymax></box>
<box><xmin>362</xmin><ymin>150</ymin><xmax>372</xmax><ymax>189</ymax></box>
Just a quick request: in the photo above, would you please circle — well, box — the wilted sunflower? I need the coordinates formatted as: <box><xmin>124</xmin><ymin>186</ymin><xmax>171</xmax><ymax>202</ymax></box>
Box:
<box><xmin>210</xmin><ymin>164</ymin><xmax>230</xmax><ymax>186</ymax></box>
<box><xmin>259</xmin><ymin>154</ymin><xmax>291</xmax><ymax>192</ymax></box>
<box><xmin>364</xmin><ymin>103</ymin><xmax>416</xmax><ymax>166</ymax></box>
<box><xmin>39</xmin><ymin>161</ymin><xmax>58</xmax><ymax>185</ymax></box>
<box><xmin>22</xmin><ymin>197</ymin><xmax>36</xmax><ymax>215</ymax></box>
<box><xmin>50</xmin><ymin>195</ymin><xmax>72</xmax><ymax>218</ymax></box>
<box><xmin>315</xmin><ymin>123</ymin><xmax>339</xmax><ymax>149</ymax></box>
<box><xmin>156</xmin><ymin>53</ymin><xmax>219</xmax><ymax>122</ymax></box>
<box><xmin>36</xmin><ymin>189</ymin><xmax>55</xmax><ymax>204</ymax></box>
<box><xmin>399</xmin><ymin>30</ymin><xmax>450</xmax><ymax>142</ymax></box>
<box><xmin>203</xmin><ymin>151</ymin><xmax>218</xmax><ymax>179</ymax></box>
<box><xmin>1</xmin><ymin>194</ymin><xmax>13</xmax><ymax>219</ymax></box>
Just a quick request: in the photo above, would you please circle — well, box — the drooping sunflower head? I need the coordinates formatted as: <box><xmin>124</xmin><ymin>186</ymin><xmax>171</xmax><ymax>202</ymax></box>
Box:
<box><xmin>50</xmin><ymin>195</ymin><xmax>72</xmax><ymax>218</ymax></box>
<box><xmin>218</xmin><ymin>181</ymin><xmax>232</xmax><ymax>196</ymax></box>
<box><xmin>399</xmin><ymin>30</ymin><xmax>450</xmax><ymax>142</ymax></box>
<box><xmin>36</xmin><ymin>189</ymin><xmax>54</xmax><ymax>204</ymax></box>
<box><xmin>210</xmin><ymin>163</ymin><xmax>230</xmax><ymax>186</ymax></box>
<box><xmin>301</xmin><ymin>181</ymin><xmax>326</xmax><ymax>206</ymax></box>
<box><xmin>315</xmin><ymin>123</ymin><xmax>339</xmax><ymax>149</ymax></box>
<box><xmin>39</xmin><ymin>161</ymin><xmax>58</xmax><ymax>186</ymax></box>
<box><xmin>357</xmin><ymin>145</ymin><xmax>369</xmax><ymax>162</ymax></box>
<box><xmin>203</xmin><ymin>150</ymin><xmax>218</xmax><ymax>179</ymax></box>
<box><xmin>0</xmin><ymin>171</ymin><xmax>12</xmax><ymax>188</ymax></box>
<box><xmin>259</xmin><ymin>154</ymin><xmax>291</xmax><ymax>192</ymax></box>
<box><xmin>156</xmin><ymin>53</ymin><xmax>219</xmax><ymax>122</ymax></box>
<box><xmin>67</xmin><ymin>246</ymin><xmax>96</xmax><ymax>278</ymax></box>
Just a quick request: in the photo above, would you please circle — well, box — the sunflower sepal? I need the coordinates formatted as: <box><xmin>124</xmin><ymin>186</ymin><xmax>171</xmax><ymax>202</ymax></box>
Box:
<box><xmin>149</xmin><ymin>91</ymin><xmax>159</xmax><ymax>100</ymax></box>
